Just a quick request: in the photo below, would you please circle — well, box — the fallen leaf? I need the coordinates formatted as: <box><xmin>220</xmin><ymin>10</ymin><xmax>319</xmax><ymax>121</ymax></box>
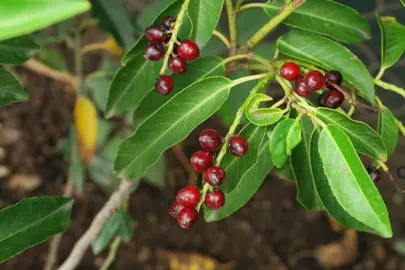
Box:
<box><xmin>103</xmin><ymin>37</ymin><xmax>124</xmax><ymax>57</ymax></box>
<box><xmin>159</xmin><ymin>250</ymin><xmax>234</xmax><ymax>270</ymax></box>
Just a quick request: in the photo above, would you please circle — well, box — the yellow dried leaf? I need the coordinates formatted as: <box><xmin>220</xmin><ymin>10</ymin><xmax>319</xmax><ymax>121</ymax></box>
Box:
<box><xmin>161</xmin><ymin>250</ymin><xmax>234</xmax><ymax>270</ymax></box>
<box><xmin>103</xmin><ymin>37</ymin><xmax>124</xmax><ymax>57</ymax></box>
<box><xmin>74</xmin><ymin>96</ymin><xmax>97</xmax><ymax>166</ymax></box>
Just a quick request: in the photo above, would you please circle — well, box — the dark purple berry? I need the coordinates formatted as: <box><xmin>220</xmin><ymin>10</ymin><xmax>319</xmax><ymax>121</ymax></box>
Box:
<box><xmin>169</xmin><ymin>56</ymin><xmax>187</xmax><ymax>74</ymax></box>
<box><xmin>319</xmin><ymin>89</ymin><xmax>344</xmax><ymax>109</ymax></box>
<box><xmin>190</xmin><ymin>151</ymin><xmax>213</xmax><ymax>173</ymax></box>
<box><xmin>204</xmin><ymin>166</ymin><xmax>226</xmax><ymax>187</ymax></box>
<box><xmin>325</xmin><ymin>70</ymin><xmax>343</xmax><ymax>89</ymax></box>
<box><xmin>397</xmin><ymin>167</ymin><xmax>405</xmax><ymax>179</ymax></box>
<box><xmin>168</xmin><ymin>201</ymin><xmax>184</xmax><ymax>218</ymax></box>
<box><xmin>294</xmin><ymin>76</ymin><xmax>312</xmax><ymax>97</ymax></box>
<box><xmin>161</xmin><ymin>16</ymin><xmax>176</xmax><ymax>30</ymax></box>
<box><xmin>303</xmin><ymin>70</ymin><xmax>325</xmax><ymax>91</ymax></box>
<box><xmin>144</xmin><ymin>42</ymin><xmax>165</xmax><ymax>61</ymax></box>
<box><xmin>144</xmin><ymin>25</ymin><xmax>167</xmax><ymax>42</ymax></box>
<box><xmin>205</xmin><ymin>190</ymin><xmax>225</xmax><ymax>210</ymax></box>
<box><xmin>155</xmin><ymin>75</ymin><xmax>174</xmax><ymax>95</ymax></box>
<box><xmin>367</xmin><ymin>167</ymin><xmax>381</xmax><ymax>184</ymax></box>
<box><xmin>280</xmin><ymin>62</ymin><xmax>301</xmax><ymax>81</ymax></box>
<box><xmin>178</xmin><ymin>39</ymin><xmax>200</xmax><ymax>60</ymax></box>
<box><xmin>228</xmin><ymin>136</ymin><xmax>248</xmax><ymax>157</ymax></box>
<box><xmin>176</xmin><ymin>185</ymin><xmax>201</xmax><ymax>207</ymax></box>
<box><xmin>177</xmin><ymin>207</ymin><xmax>198</xmax><ymax>229</ymax></box>
<box><xmin>199</xmin><ymin>129</ymin><xmax>222</xmax><ymax>152</ymax></box>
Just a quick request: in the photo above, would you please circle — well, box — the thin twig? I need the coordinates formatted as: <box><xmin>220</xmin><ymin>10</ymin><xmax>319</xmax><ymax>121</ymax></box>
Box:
<box><xmin>212</xmin><ymin>30</ymin><xmax>231</xmax><ymax>49</ymax></box>
<box><xmin>99</xmin><ymin>236</ymin><xmax>121</xmax><ymax>270</ymax></box>
<box><xmin>171</xmin><ymin>144</ymin><xmax>197</xmax><ymax>185</ymax></box>
<box><xmin>225</xmin><ymin>0</ymin><xmax>237</xmax><ymax>54</ymax></box>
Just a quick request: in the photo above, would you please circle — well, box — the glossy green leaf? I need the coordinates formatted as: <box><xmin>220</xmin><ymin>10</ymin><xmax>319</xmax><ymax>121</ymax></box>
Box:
<box><xmin>114</xmin><ymin>77</ymin><xmax>231</xmax><ymax>179</ymax></box>
<box><xmin>188</xmin><ymin>0</ymin><xmax>224</xmax><ymax>48</ymax></box>
<box><xmin>0</xmin><ymin>197</ymin><xmax>73</xmax><ymax>263</ymax></box>
<box><xmin>0</xmin><ymin>69</ymin><xmax>29</xmax><ymax>108</ymax></box>
<box><xmin>269</xmin><ymin>119</ymin><xmax>302</xmax><ymax>168</ymax></box>
<box><xmin>221</xmin><ymin>124</ymin><xmax>267</xmax><ymax>193</ymax></box>
<box><xmin>245</xmin><ymin>93</ymin><xmax>283</xmax><ymax>126</ymax></box>
<box><xmin>315</xmin><ymin>125</ymin><xmax>392</xmax><ymax>238</ymax></box>
<box><xmin>137</xmin><ymin>0</ymin><xmax>175</xmax><ymax>29</ymax></box>
<box><xmin>265</xmin><ymin>0</ymin><xmax>370</xmax><ymax>43</ymax></box>
<box><xmin>90</xmin><ymin>0</ymin><xmax>135</xmax><ymax>50</ymax></box>
<box><xmin>118</xmin><ymin>212</ymin><xmax>134</xmax><ymax>243</ymax></box>
<box><xmin>315</xmin><ymin>107</ymin><xmax>387</xmax><ymax>161</ymax></box>
<box><xmin>122</xmin><ymin>1</ymin><xmax>192</xmax><ymax>64</ymax></box>
<box><xmin>205</xmin><ymin>135</ymin><xmax>273</xmax><ymax>222</ymax></box>
<box><xmin>0</xmin><ymin>36</ymin><xmax>40</xmax><ymax>65</ymax></box>
<box><xmin>0</xmin><ymin>0</ymin><xmax>90</xmax><ymax>41</ymax></box>
<box><xmin>291</xmin><ymin>116</ymin><xmax>323</xmax><ymax>210</ymax></box>
<box><xmin>377</xmin><ymin>14</ymin><xmax>405</xmax><ymax>70</ymax></box>
<box><xmin>105</xmin><ymin>55</ymin><xmax>162</xmax><ymax>118</ymax></box>
<box><xmin>277</xmin><ymin>30</ymin><xmax>375</xmax><ymax>103</ymax></box>
<box><xmin>144</xmin><ymin>155</ymin><xmax>166</xmax><ymax>189</ymax></box>
<box><xmin>133</xmin><ymin>57</ymin><xmax>225</xmax><ymax>125</ymax></box>
<box><xmin>378</xmin><ymin>106</ymin><xmax>398</xmax><ymax>156</ymax></box>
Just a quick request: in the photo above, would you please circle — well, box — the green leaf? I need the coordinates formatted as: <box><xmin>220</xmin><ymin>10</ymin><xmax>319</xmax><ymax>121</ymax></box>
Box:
<box><xmin>90</xmin><ymin>0</ymin><xmax>136</xmax><ymax>50</ymax></box>
<box><xmin>122</xmin><ymin>1</ymin><xmax>192</xmax><ymax>64</ymax></box>
<box><xmin>39</xmin><ymin>49</ymin><xmax>68</xmax><ymax>72</ymax></box>
<box><xmin>291</xmin><ymin>116</ymin><xmax>323</xmax><ymax>210</ymax></box>
<box><xmin>277</xmin><ymin>30</ymin><xmax>375</xmax><ymax>103</ymax></box>
<box><xmin>264</xmin><ymin>0</ymin><xmax>370</xmax><ymax>43</ymax></box>
<box><xmin>0</xmin><ymin>69</ymin><xmax>29</xmax><ymax>108</ymax></box>
<box><xmin>315</xmin><ymin>107</ymin><xmax>387</xmax><ymax>161</ymax></box>
<box><xmin>102</xmin><ymin>136</ymin><xmax>121</xmax><ymax>162</ymax></box>
<box><xmin>275</xmin><ymin>161</ymin><xmax>296</xmax><ymax>182</ymax></box>
<box><xmin>402</xmin><ymin>0</ymin><xmax>405</xmax><ymax>7</ymax></box>
<box><xmin>205</xmin><ymin>135</ymin><xmax>273</xmax><ymax>222</ymax></box>
<box><xmin>144</xmin><ymin>155</ymin><xmax>166</xmax><ymax>189</ymax></box>
<box><xmin>133</xmin><ymin>56</ymin><xmax>225</xmax><ymax>125</ymax></box>
<box><xmin>378</xmin><ymin>106</ymin><xmax>398</xmax><ymax>156</ymax></box>
<box><xmin>269</xmin><ymin>119</ymin><xmax>302</xmax><ymax>168</ymax></box>
<box><xmin>0</xmin><ymin>36</ymin><xmax>40</xmax><ymax>65</ymax></box>
<box><xmin>89</xmin><ymin>156</ymin><xmax>120</xmax><ymax>190</ymax></box>
<box><xmin>221</xmin><ymin>124</ymin><xmax>267</xmax><ymax>193</ymax></box>
<box><xmin>118</xmin><ymin>212</ymin><xmax>134</xmax><ymax>243</ymax></box>
<box><xmin>137</xmin><ymin>0</ymin><xmax>175</xmax><ymax>29</ymax></box>
<box><xmin>96</xmin><ymin>118</ymin><xmax>113</xmax><ymax>147</ymax></box>
<box><xmin>105</xmin><ymin>55</ymin><xmax>162</xmax><ymax>118</ymax></box>
<box><xmin>188</xmin><ymin>0</ymin><xmax>224</xmax><ymax>48</ymax></box>
<box><xmin>236</xmin><ymin>8</ymin><xmax>269</xmax><ymax>44</ymax></box>
<box><xmin>92</xmin><ymin>209</ymin><xmax>124</xmax><ymax>255</ymax></box>
<box><xmin>377</xmin><ymin>14</ymin><xmax>405</xmax><ymax>70</ymax></box>
<box><xmin>315</xmin><ymin>125</ymin><xmax>392</xmax><ymax>238</ymax></box>
<box><xmin>245</xmin><ymin>93</ymin><xmax>283</xmax><ymax>126</ymax></box>
<box><xmin>0</xmin><ymin>197</ymin><xmax>73</xmax><ymax>263</ymax></box>
<box><xmin>0</xmin><ymin>0</ymin><xmax>90</xmax><ymax>41</ymax></box>
<box><xmin>115</xmin><ymin>77</ymin><xmax>231</xmax><ymax>179</ymax></box>
<box><xmin>86</xmin><ymin>76</ymin><xmax>111</xmax><ymax>111</ymax></box>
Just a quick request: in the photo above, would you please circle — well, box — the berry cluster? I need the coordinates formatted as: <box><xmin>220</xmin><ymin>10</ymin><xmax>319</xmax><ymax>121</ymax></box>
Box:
<box><xmin>280</xmin><ymin>62</ymin><xmax>345</xmax><ymax>109</ymax></box>
<box><xmin>169</xmin><ymin>129</ymin><xmax>249</xmax><ymax>229</ymax></box>
<box><xmin>143</xmin><ymin>17</ymin><xmax>200</xmax><ymax>95</ymax></box>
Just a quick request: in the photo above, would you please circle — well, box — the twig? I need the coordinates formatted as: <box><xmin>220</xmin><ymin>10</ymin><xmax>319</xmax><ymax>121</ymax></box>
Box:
<box><xmin>171</xmin><ymin>144</ymin><xmax>197</xmax><ymax>185</ymax></box>
<box><xmin>58</xmin><ymin>179</ymin><xmax>134</xmax><ymax>270</ymax></box>
<box><xmin>374</xmin><ymin>79</ymin><xmax>405</xmax><ymax>100</ymax></box>
<box><xmin>99</xmin><ymin>236</ymin><xmax>121</xmax><ymax>270</ymax></box>
<box><xmin>225</xmin><ymin>0</ymin><xmax>237</xmax><ymax>54</ymax></box>
<box><xmin>212</xmin><ymin>30</ymin><xmax>231</xmax><ymax>49</ymax></box>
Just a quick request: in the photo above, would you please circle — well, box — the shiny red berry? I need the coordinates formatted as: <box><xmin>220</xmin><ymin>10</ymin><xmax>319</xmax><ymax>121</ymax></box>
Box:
<box><xmin>155</xmin><ymin>75</ymin><xmax>174</xmax><ymax>95</ymax></box>
<box><xmin>319</xmin><ymin>89</ymin><xmax>344</xmax><ymax>109</ymax></box>
<box><xmin>205</xmin><ymin>190</ymin><xmax>225</xmax><ymax>210</ymax></box>
<box><xmin>161</xmin><ymin>16</ymin><xmax>176</xmax><ymax>30</ymax></box>
<box><xmin>144</xmin><ymin>42</ymin><xmax>165</xmax><ymax>61</ymax></box>
<box><xmin>228</xmin><ymin>135</ymin><xmax>248</xmax><ymax>157</ymax></box>
<box><xmin>199</xmin><ymin>129</ymin><xmax>222</xmax><ymax>151</ymax></box>
<box><xmin>176</xmin><ymin>185</ymin><xmax>201</xmax><ymax>207</ymax></box>
<box><xmin>190</xmin><ymin>151</ymin><xmax>213</xmax><ymax>173</ymax></box>
<box><xmin>303</xmin><ymin>70</ymin><xmax>325</xmax><ymax>91</ymax></box>
<box><xmin>144</xmin><ymin>25</ymin><xmax>167</xmax><ymax>42</ymax></box>
<box><xmin>325</xmin><ymin>70</ymin><xmax>343</xmax><ymax>89</ymax></box>
<box><xmin>294</xmin><ymin>76</ymin><xmax>312</xmax><ymax>97</ymax></box>
<box><xmin>204</xmin><ymin>166</ymin><xmax>226</xmax><ymax>187</ymax></box>
<box><xmin>177</xmin><ymin>207</ymin><xmax>198</xmax><ymax>229</ymax></box>
<box><xmin>178</xmin><ymin>39</ymin><xmax>200</xmax><ymax>60</ymax></box>
<box><xmin>367</xmin><ymin>167</ymin><xmax>381</xmax><ymax>184</ymax></box>
<box><xmin>280</xmin><ymin>62</ymin><xmax>301</xmax><ymax>81</ymax></box>
<box><xmin>169</xmin><ymin>56</ymin><xmax>187</xmax><ymax>74</ymax></box>
<box><xmin>168</xmin><ymin>201</ymin><xmax>184</xmax><ymax>218</ymax></box>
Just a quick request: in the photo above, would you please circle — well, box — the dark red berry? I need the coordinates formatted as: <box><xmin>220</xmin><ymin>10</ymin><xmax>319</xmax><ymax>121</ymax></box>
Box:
<box><xmin>199</xmin><ymin>129</ymin><xmax>222</xmax><ymax>151</ymax></box>
<box><xmin>367</xmin><ymin>167</ymin><xmax>381</xmax><ymax>184</ymax></box>
<box><xmin>155</xmin><ymin>75</ymin><xmax>174</xmax><ymax>95</ymax></box>
<box><xmin>294</xmin><ymin>76</ymin><xmax>312</xmax><ymax>97</ymax></box>
<box><xmin>319</xmin><ymin>89</ymin><xmax>344</xmax><ymax>109</ymax></box>
<box><xmin>228</xmin><ymin>135</ymin><xmax>248</xmax><ymax>157</ymax></box>
<box><xmin>144</xmin><ymin>25</ymin><xmax>167</xmax><ymax>42</ymax></box>
<box><xmin>178</xmin><ymin>39</ymin><xmax>200</xmax><ymax>60</ymax></box>
<box><xmin>177</xmin><ymin>207</ymin><xmax>198</xmax><ymax>229</ymax></box>
<box><xmin>144</xmin><ymin>42</ymin><xmax>165</xmax><ymax>61</ymax></box>
<box><xmin>325</xmin><ymin>70</ymin><xmax>343</xmax><ymax>89</ymax></box>
<box><xmin>397</xmin><ymin>167</ymin><xmax>405</xmax><ymax>179</ymax></box>
<box><xmin>205</xmin><ymin>190</ymin><xmax>225</xmax><ymax>210</ymax></box>
<box><xmin>169</xmin><ymin>56</ymin><xmax>187</xmax><ymax>74</ymax></box>
<box><xmin>176</xmin><ymin>185</ymin><xmax>201</xmax><ymax>207</ymax></box>
<box><xmin>204</xmin><ymin>166</ymin><xmax>226</xmax><ymax>187</ymax></box>
<box><xmin>280</xmin><ymin>62</ymin><xmax>301</xmax><ymax>81</ymax></box>
<box><xmin>303</xmin><ymin>70</ymin><xmax>325</xmax><ymax>91</ymax></box>
<box><xmin>161</xmin><ymin>16</ymin><xmax>176</xmax><ymax>30</ymax></box>
<box><xmin>190</xmin><ymin>151</ymin><xmax>213</xmax><ymax>173</ymax></box>
<box><xmin>168</xmin><ymin>201</ymin><xmax>184</xmax><ymax>218</ymax></box>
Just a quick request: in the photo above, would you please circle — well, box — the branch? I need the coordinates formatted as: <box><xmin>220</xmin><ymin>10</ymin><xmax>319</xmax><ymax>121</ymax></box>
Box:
<box><xmin>225</xmin><ymin>0</ymin><xmax>237</xmax><ymax>53</ymax></box>
<box><xmin>58</xmin><ymin>179</ymin><xmax>135</xmax><ymax>270</ymax></box>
